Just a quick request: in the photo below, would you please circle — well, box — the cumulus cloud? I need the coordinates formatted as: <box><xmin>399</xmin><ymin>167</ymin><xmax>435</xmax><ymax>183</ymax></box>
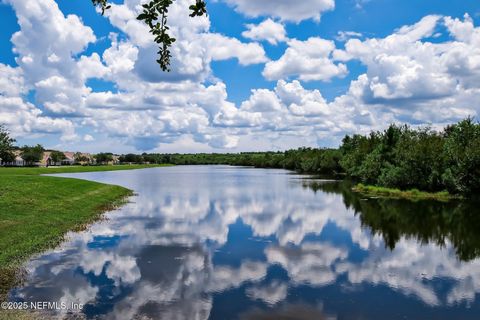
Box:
<box><xmin>3</xmin><ymin>0</ymin><xmax>480</xmax><ymax>152</ymax></box>
<box><xmin>246</xmin><ymin>281</ymin><xmax>288</xmax><ymax>305</ymax></box>
<box><xmin>330</xmin><ymin>14</ymin><xmax>480</xmax><ymax>127</ymax></box>
<box><xmin>83</xmin><ymin>134</ymin><xmax>95</xmax><ymax>142</ymax></box>
<box><xmin>0</xmin><ymin>62</ymin><xmax>77</xmax><ymax>141</ymax></box>
<box><xmin>263</xmin><ymin>37</ymin><xmax>348</xmax><ymax>82</ymax></box>
<box><xmin>224</xmin><ymin>0</ymin><xmax>335</xmax><ymax>22</ymax></box>
<box><xmin>242</xmin><ymin>19</ymin><xmax>287</xmax><ymax>45</ymax></box>
<box><xmin>2</xmin><ymin>0</ymin><xmax>270</xmax><ymax>150</ymax></box>
<box><xmin>202</xmin><ymin>33</ymin><xmax>268</xmax><ymax>65</ymax></box>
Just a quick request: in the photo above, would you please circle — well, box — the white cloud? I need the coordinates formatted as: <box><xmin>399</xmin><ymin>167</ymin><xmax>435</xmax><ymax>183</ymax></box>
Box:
<box><xmin>83</xmin><ymin>134</ymin><xmax>95</xmax><ymax>142</ymax></box>
<box><xmin>330</xmin><ymin>14</ymin><xmax>480</xmax><ymax>127</ymax></box>
<box><xmin>242</xmin><ymin>19</ymin><xmax>287</xmax><ymax>45</ymax></box>
<box><xmin>0</xmin><ymin>95</ymin><xmax>76</xmax><ymax>142</ymax></box>
<box><xmin>3</xmin><ymin>0</ymin><xmax>480</xmax><ymax>152</ymax></box>
<box><xmin>335</xmin><ymin>31</ymin><xmax>363</xmax><ymax>42</ymax></box>
<box><xmin>0</xmin><ymin>64</ymin><xmax>26</xmax><ymax>97</ymax></box>
<box><xmin>263</xmin><ymin>37</ymin><xmax>348</xmax><ymax>82</ymax></box>
<box><xmin>246</xmin><ymin>281</ymin><xmax>288</xmax><ymax>305</ymax></box>
<box><xmin>224</xmin><ymin>0</ymin><xmax>335</xmax><ymax>22</ymax></box>
<box><xmin>202</xmin><ymin>33</ymin><xmax>268</xmax><ymax>65</ymax></box>
<box><xmin>240</xmin><ymin>89</ymin><xmax>283</xmax><ymax>112</ymax></box>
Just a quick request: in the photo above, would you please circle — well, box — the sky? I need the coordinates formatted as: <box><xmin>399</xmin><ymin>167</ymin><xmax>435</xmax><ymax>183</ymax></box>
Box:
<box><xmin>0</xmin><ymin>0</ymin><xmax>479</xmax><ymax>153</ymax></box>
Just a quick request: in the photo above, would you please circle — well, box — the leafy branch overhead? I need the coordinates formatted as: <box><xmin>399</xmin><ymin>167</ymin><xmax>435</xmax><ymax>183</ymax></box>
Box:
<box><xmin>92</xmin><ymin>0</ymin><xmax>207</xmax><ymax>71</ymax></box>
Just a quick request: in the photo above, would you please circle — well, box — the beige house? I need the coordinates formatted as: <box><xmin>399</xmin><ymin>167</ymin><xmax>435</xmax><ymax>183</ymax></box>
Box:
<box><xmin>13</xmin><ymin>150</ymin><xmax>25</xmax><ymax>166</ymax></box>
<box><xmin>41</xmin><ymin>151</ymin><xmax>52</xmax><ymax>166</ymax></box>
<box><xmin>40</xmin><ymin>151</ymin><xmax>75</xmax><ymax>166</ymax></box>
<box><xmin>3</xmin><ymin>151</ymin><xmax>96</xmax><ymax>167</ymax></box>
<box><xmin>74</xmin><ymin>152</ymin><xmax>95</xmax><ymax>165</ymax></box>
<box><xmin>110</xmin><ymin>155</ymin><xmax>120</xmax><ymax>165</ymax></box>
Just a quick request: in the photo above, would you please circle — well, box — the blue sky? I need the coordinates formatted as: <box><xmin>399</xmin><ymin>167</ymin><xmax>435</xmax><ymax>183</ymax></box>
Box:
<box><xmin>0</xmin><ymin>0</ymin><xmax>479</xmax><ymax>153</ymax></box>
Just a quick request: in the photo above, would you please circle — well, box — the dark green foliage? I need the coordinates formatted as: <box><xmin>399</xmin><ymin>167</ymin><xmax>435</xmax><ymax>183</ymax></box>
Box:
<box><xmin>442</xmin><ymin>118</ymin><xmax>480</xmax><ymax>195</ymax></box>
<box><xmin>50</xmin><ymin>151</ymin><xmax>66</xmax><ymax>164</ymax></box>
<box><xmin>20</xmin><ymin>144</ymin><xmax>44</xmax><ymax>165</ymax></box>
<box><xmin>339</xmin><ymin>118</ymin><xmax>480</xmax><ymax>196</ymax></box>
<box><xmin>0</xmin><ymin>125</ymin><xmax>15</xmax><ymax>164</ymax></box>
<box><xmin>189</xmin><ymin>0</ymin><xmax>207</xmax><ymax>17</ymax></box>
<box><xmin>137</xmin><ymin>0</ymin><xmax>176</xmax><ymax>71</ymax></box>
<box><xmin>96</xmin><ymin>0</ymin><xmax>207</xmax><ymax>71</ymax></box>
<box><xmin>94</xmin><ymin>153</ymin><xmax>114</xmax><ymax>164</ymax></box>
<box><xmin>91</xmin><ymin>0</ymin><xmax>111</xmax><ymax>15</ymax></box>
<box><xmin>119</xmin><ymin>153</ymin><xmax>145</xmax><ymax>163</ymax></box>
<box><xmin>135</xmin><ymin>148</ymin><xmax>343</xmax><ymax>176</ymax></box>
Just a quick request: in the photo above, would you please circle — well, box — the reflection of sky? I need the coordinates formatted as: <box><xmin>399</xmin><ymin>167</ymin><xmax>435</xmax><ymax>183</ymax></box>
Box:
<box><xmin>10</xmin><ymin>166</ymin><xmax>480</xmax><ymax>319</ymax></box>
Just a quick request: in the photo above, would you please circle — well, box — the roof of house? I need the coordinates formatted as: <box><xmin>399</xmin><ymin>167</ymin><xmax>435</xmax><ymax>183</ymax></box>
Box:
<box><xmin>7</xmin><ymin>150</ymin><xmax>95</xmax><ymax>163</ymax></box>
<box><xmin>64</xmin><ymin>152</ymin><xmax>75</xmax><ymax>160</ymax></box>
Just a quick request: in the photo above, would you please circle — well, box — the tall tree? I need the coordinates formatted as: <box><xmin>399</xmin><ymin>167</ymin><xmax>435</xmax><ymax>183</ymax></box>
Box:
<box><xmin>0</xmin><ymin>125</ymin><xmax>16</xmax><ymax>164</ymax></box>
<box><xmin>50</xmin><ymin>151</ymin><xmax>66</xmax><ymax>164</ymax></box>
<box><xmin>21</xmin><ymin>144</ymin><xmax>44</xmax><ymax>166</ymax></box>
<box><xmin>93</xmin><ymin>0</ymin><xmax>207</xmax><ymax>71</ymax></box>
<box><xmin>94</xmin><ymin>153</ymin><xmax>114</xmax><ymax>164</ymax></box>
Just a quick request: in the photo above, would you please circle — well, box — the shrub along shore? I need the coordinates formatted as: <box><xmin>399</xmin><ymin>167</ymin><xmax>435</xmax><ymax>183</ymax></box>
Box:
<box><xmin>0</xmin><ymin>164</ymin><xmax>168</xmax><ymax>305</ymax></box>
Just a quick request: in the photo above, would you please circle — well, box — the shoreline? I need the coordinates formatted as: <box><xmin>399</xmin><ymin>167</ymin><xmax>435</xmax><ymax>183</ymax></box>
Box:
<box><xmin>352</xmin><ymin>184</ymin><xmax>461</xmax><ymax>201</ymax></box>
<box><xmin>0</xmin><ymin>165</ymin><xmax>171</xmax><ymax>308</ymax></box>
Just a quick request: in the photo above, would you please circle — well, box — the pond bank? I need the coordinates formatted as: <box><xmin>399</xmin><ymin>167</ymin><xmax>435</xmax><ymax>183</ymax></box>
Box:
<box><xmin>352</xmin><ymin>184</ymin><xmax>460</xmax><ymax>201</ymax></box>
<box><xmin>0</xmin><ymin>165</ymin><xmax>170</xmax><ymax>306</ymax></box>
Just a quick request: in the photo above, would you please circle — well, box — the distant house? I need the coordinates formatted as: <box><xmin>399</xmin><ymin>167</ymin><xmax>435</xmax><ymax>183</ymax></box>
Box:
<box><xmin>2</xmin><ymin>150</ymin><xmax>98</xmax><ymax>167</ymax></box>
<box><xmin>111</xmin><ymin>155</ymin><xmax>120</xmax><ymax>165</ymax></box>
<box><xmin>62</xmin><ymin>152</ymin><xmax>75</xmax><ymax>165</ymax></box>
<box><xmin>73</xmin><ymin>152</ymin><xmax>95</xmax><ymax>165</ymax></box>
<box><xmin>0</xmin><ymin>150</ymin><xmax>21</xmax><ymax>166</ymax></box>
<box><xmin>0</xmin><ymin>150</ymin><xmax>27</xmax><ymax>166</ymax></box>
<box><xmin>41</xmin><ymin>151</ymin><xmax>53</xmax><ymax>167</ymax></box>
<box><xmin>40</xmin><ymin>151</ymin><xmax>80</xmax><ymax>166</ymax></box>
<box><xmin>14</xmin><ymin>150</ymin><xmax>26</xmax><ymax>166</ymax></box>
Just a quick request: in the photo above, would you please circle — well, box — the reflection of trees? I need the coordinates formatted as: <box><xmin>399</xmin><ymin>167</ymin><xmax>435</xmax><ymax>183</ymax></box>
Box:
<box><xmin>303</xmin><ymin>180</ymin><xmax>480</xmax><ymax>261</ymax></box>
<box><xmin>240</xmin><ymin>303</ymin><xmax>329</xmax><ymax>320</ymax></box>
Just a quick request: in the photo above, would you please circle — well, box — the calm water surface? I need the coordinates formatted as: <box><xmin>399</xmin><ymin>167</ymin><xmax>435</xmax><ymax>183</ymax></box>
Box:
<box><xmin>9</xmin><ymin>166</ymin><xmax>480</xmax><ymax>319</ymax></box>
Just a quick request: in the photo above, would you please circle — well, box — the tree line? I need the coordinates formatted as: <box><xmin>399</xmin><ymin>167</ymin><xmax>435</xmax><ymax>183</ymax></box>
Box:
<box><xmin>2</xmin><ymin>118</ymin><xmax>479</xmax><ymax>196</ymax></box>
<box><xmin>340</xmin><ymin>118</ymin><xmax>480</xmax><ymax>196</ymax></box>
<box><xmin>135</xmin><ymin>118</ymin><xmax>480</xmax><ymax>196</ymax></box>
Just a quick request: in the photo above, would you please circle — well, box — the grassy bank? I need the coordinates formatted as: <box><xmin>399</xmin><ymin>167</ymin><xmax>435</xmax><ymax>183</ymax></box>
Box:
<box><xmin>0</xmin><ymin>165</ymin><xmax>170</xmax><ymax>305</ymax></box>
<box><xmin>0</xmin><ymin>164</ymin><xmax>167</xmax><ymax>176</ymax></box>
<box><xmin>352</xmin><ymin>184</ymin><xmax>460</xmax><ymax>201</ymax></box>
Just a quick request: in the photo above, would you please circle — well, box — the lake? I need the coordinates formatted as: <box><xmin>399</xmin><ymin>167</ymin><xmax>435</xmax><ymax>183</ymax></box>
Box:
<box><xmin>9</xmin><ymin>166</ymin><xmax>480</xmax><ymax>319</ymax></box>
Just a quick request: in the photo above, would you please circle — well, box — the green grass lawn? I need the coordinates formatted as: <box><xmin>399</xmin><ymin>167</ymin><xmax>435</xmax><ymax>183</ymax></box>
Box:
<box><xmin>0</xmin><ymin>164</ymin><xmax>170</xmax><ymax>305</ymax></box>
<box><xmin>0</xmin><ymin>164</ymin><xmax>165</xmax><ymax>176</ymax></box>
<box><xmin>352</xmin><ymin>184</ymin><xmax>460</xmax><ymax>201</ymax></box>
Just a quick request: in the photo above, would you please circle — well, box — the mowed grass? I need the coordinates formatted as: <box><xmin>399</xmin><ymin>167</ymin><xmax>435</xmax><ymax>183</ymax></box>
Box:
<box><xmin>0</xmin><ymin>163</ymin><xmax>166</xmax><ymax>176</ymax></box>
<box><xmin>352</xmin><ymin>184</ymin><xmax>459</xmax><ymax>201</ymax></box>
<box><xmin>0</xmin><ymin>165</ymin><xmax>170</xmax><ymax>304</ymax></box>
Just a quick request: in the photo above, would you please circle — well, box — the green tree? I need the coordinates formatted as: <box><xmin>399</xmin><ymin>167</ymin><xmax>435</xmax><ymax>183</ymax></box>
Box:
<box><xmin>50</xmin><ymin>151</ymin><xmax>66</xmax><ymax>164</ymax></box>
<box><xmin>94</xmin><ymin>0</ymin><xmax>207</xmax><ymax>71</ymax></box>
<box><xmin>94</xmin><ymin>153</ymin><xmax>114</xmax><ymax>164</ymax></box>
<box><xmin>0</xmin><ymin>125</ymin><xmax>16</xmax><ymax>165</ymax></box>
<box><xmin>21</xmin><ymin>144</ymin><xmax>44</xmax><ymax>166</ymax></box>
<box><xmin>442</xmin><ymin>117</ymin><xmax>480</xmax><ymax>195</ymax></box>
